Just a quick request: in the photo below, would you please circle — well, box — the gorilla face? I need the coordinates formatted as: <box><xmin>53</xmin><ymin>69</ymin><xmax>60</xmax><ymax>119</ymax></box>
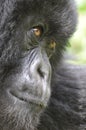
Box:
<box><xmin>0</xmin><ymin>0</ymin><xmax>77</xmax><ymax>130</ymax></box>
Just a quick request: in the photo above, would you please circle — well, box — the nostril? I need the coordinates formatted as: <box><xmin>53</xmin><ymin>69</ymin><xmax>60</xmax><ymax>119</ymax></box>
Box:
<box><xmin>37</xmin><ymin>67</ymin><xmax>44</xmax><ymax>78</ymax></box>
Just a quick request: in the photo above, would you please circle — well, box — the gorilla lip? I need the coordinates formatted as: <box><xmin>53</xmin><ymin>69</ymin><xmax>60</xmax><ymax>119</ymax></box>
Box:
<box><xmin>10</xmin><ymin>91</ymin><xmax>47</xmax><ymax>108</ymax></box>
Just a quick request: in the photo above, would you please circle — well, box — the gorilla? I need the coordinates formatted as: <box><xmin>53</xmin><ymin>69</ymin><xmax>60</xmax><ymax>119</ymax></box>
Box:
<box><xmin>0</xmin><ymin>0</ymin><xmax>86</xmax><ymax>130</ymax></box>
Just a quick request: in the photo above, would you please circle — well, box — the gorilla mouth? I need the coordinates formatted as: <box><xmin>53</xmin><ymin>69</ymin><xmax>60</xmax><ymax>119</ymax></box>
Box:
<box><xmin>10</xmin><ymin>91</ymin><xmax>46</xmax><ymax>108</ymax></box>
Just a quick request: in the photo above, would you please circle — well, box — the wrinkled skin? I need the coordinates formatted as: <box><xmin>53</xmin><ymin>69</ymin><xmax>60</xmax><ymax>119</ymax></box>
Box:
<box><xmin>0</xmin><ymin>0</ymin><xmax>86</xmax><ymax>130</ymax></box>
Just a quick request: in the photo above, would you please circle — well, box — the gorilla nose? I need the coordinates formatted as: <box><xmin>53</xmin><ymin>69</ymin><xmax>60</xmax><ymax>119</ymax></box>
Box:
<box><xmin>25</xmin><ymin>55</ymin><xmax>51</xmax><ymax>101</ymax></box>
<box><xmin>30</xmin><ymin>57</ymin><xmax>51</xmax><ymax>81</ymax></box>
<box><xmin>37</xmin><ymin>65</ymin><xmax>45</xmax><ymax>78</ymax></box>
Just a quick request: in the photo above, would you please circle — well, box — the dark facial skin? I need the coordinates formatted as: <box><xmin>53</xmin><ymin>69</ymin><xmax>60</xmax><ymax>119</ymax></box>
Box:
<box><xmin>0</xmin><ymin>0</ymin><xmax>77</xmax><ymax>130</ymax></box>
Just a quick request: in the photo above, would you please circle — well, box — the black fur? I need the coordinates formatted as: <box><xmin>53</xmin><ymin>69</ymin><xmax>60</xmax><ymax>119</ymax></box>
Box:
<box><xmin>0</xmin><ymin>0</ymin><xmax>86</xmax><ymax>130</ymax></box>
<box><xmin>38</xmin><ymin>63</ymin><xmax>86</xmax><ymax>130</ymax></box>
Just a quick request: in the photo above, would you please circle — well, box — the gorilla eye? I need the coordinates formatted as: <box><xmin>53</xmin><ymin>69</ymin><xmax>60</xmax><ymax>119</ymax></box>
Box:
<box><xmin>33</xmin><ymin>26</ymin><xmax>44</xmax><ymax>37</ymax></box>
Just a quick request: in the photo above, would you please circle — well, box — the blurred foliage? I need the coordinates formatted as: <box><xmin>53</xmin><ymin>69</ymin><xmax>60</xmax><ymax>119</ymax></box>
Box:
<box><xmin>67</xmin><ymin>0</ymin><xmax>86</xmax><ymax>64</ymax></box>
<box><xmin>77</xmin><ymin>0</ymin><xmax>86</xmax><ymax>13</ymax></box>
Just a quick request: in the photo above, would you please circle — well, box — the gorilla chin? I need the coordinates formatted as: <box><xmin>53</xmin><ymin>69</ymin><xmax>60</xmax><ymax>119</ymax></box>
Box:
<box><xmin>1</xmin><ymin>84</ymin><xmax>51</xmax><ymax>130</ymax></box>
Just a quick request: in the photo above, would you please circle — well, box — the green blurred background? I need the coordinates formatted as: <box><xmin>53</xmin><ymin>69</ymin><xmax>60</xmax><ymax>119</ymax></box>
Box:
<box><xmin>67</xmin><ymin>0</ymin><xmax>86</xmax><ymax>64</ymax></box>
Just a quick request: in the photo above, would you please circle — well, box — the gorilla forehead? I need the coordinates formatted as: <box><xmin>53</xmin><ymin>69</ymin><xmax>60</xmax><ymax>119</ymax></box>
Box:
<box><xmin>1</xmin><ymin>0</ymin><xmax>76</xmax><ymax>33</ymax></box>
<box><xmin>1</xmin><ymin>0</ymin><xmax>73</xmax><ymax>15</ymax></box>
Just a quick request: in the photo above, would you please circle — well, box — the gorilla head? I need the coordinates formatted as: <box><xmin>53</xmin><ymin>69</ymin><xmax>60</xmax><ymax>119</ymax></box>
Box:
<box><xmin>0</xmin><ymin>0</ymin><xmax>77</xmax><ymax>130</ymax></box>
